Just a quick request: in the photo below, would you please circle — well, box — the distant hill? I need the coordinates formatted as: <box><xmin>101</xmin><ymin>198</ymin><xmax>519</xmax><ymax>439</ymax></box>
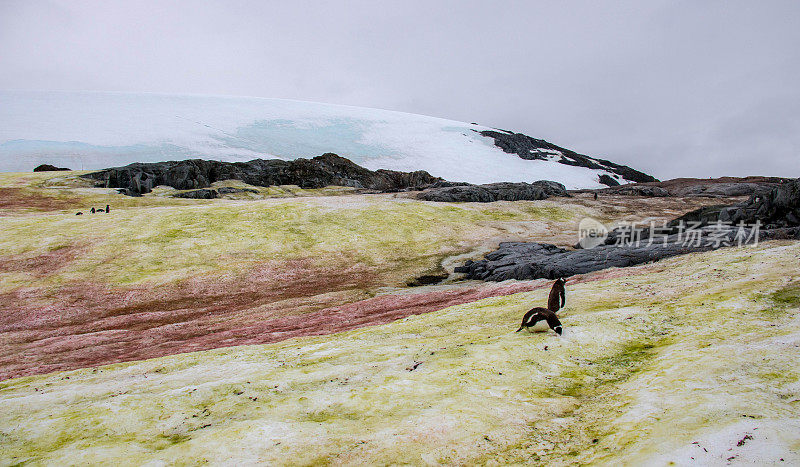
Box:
<box><xmin>0</xmin><ymin>91</ymin><xmax>655</xmax><ymax>189</ymax></box>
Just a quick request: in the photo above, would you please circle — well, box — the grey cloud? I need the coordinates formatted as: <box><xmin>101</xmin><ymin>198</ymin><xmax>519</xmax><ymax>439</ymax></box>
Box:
<box><xmin>0</xmin><ymin>0</ymin><xmax>798</xmax><ymax>179</ymax></box>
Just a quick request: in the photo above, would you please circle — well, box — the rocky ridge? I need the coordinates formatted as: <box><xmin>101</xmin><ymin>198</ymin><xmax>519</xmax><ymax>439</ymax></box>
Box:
<box><xmin>671</xmin><ymin>177</ymin><xmax>800</xmax><ymax>228</ymax></box>
<box><xmin>33</xmin><ymin>164</ymin><xmax>70</xmax><ymax>172</ymax></box>
<box><xmin>82</xmin><ymin>153</ymin><xmax>444</xmax><ymax>196</ymax></box>
<box><xmin>417</xmin><ymin>181</ymin><xmax>568</xmax><ymax>202</ymax></box>
<box><xmin>479</xmin><ymin>129</ymin><xmax>658</xmax><ymax>186</ymax></box>
<box><xmin>457</xmin><ymin>178</ymin><xmax>800</xmax><ymax>281</ymax></box>
<box><xmin>577</xmin><ymin>176</ymin><xmax>792</xmax><ymax>198</ymax></box>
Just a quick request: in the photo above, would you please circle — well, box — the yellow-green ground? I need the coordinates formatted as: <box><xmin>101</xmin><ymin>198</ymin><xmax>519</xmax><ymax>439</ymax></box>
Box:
<box><xmin>2</xmin><ymin>170</ymin><xmax>794</xmax><ymax>465</ymax></box>
<box><xmin>0</xmin><ymin>171</ymin><xmax>587</xmax><ymax>287</ymax></box>
<box><xmin>1</xmin><ymin>242</ymin><xmax>798</xmax><ymax>465</ymax></box>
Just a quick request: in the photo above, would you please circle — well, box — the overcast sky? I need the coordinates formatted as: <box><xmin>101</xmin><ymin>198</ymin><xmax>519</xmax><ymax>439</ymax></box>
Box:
<box><xmin>1</xmin><ymin>0</ymin><xmax>798</xmax><ymax>179</ymax></box>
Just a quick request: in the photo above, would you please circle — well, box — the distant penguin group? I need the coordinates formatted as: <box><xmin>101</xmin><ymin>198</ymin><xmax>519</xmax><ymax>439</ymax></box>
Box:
<box><xmin>517</xmin><ymin>278</ymin><xmax>567</xmax><ymax>336</ymax></box>
<box><xmin>77</xmin><ymin>205</ymin><xmax>110</xmax><ymax>216</ymax></box>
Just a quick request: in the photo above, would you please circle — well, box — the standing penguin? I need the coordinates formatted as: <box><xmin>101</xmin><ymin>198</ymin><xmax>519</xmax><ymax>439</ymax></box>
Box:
<box><xmin>548</xmin><ymin>278</ymin><xmax>566</xmax><ymax>313</ymax></box>
<box><xmin>106</xmin><ymin>205</ymin><xmax>110</xmax><ymax>213</ymax></box>
<box><xmin>90</xmin><ymin>207</ymin><xmax>95</xmax><ymax>214</ymax></box>
<box><xmin>516</xmin><ymin>307</ymin><xmax>563</xmax><ymax>335</ymax></box>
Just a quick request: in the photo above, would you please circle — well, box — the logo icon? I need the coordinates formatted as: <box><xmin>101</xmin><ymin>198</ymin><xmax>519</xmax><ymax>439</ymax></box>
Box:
<box><xmin>578</xmin><ymin>217</ymin><xmax>608</xmax><ymax>249</ymax></box>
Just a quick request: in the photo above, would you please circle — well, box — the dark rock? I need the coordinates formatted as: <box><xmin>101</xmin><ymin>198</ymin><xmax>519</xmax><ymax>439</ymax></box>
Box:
<box><xmin>759</xmin><ymin>227</ymin><xmax>800</xmax><ymax>241</ymax></box>
<box><xmin>428</xmin><ymin>180</ymin><xmax>473</xmax><ymax>188</ymax></box>
<box><xmin>453</xmin><ymin>260</ymin><xmax>473</xmax><ymax>273</ymax></box>
<box><xmin>174</xmin><ymin>189</ymin><xmax>218</xmax><ymax>199</ymax></box>
<box><xmin>374</xmin><ymin>169</ymin><xmax>445</xmax><ymax>192</ymax></box>
<box><xmin>598</xmin><ymin>174</ymin><xmax>620</xmax><ymax>187</ymax></box>
<box><xmin>217</xmin><ymin>187</ymin><xmax>260</xmax><ymax>195</ymax></box>
<box><xmin>417</xmin><ymin>181</ymin><xmax>568</xmax><ymax>202</ymax></box>
<box><xmin>607</xmin><ymin>185</ymin><xmax>670</xmax><ymax>197</ymax></box>
<box><xmin>82</xmin><ymin>153</ymin><xmax>443</xmax><ymax>196</ymax></box>
<box><xmin>672</xmin><ymin>178</ymin><xmax>800</xmax><ymax>229</ymax></box>
<box><xmin>420</xmin><ymin>185</ymin><xmax>494</xmax><ymax>202</ymax></box>
<box><xmin>478</xmin><ymin>129</ymin><xmax>658</xmax><ymax>184</ymax></box>
<box><xmin>457</xmin><ymin>226</ymin><xmax>759</xmax><ymax>281</ymax></box>
<box><xmin>579</xmin><ymin>176</ymin><xmax>791</xmax><ymax>199</ymax></box>
<box><xmin>672</xmin><ymin>182</ymin><xmax>771</xmax><ymax>198</ymax></box>
<box><xmin>668</xmin><ymin>205</ymin><xmax>730</xmax><ymax>228</ymax></box>
<box><xmin>460</xmin><ymin>179</ymin><xmax>800</xmax><ymax>282</ymax></box>
<box><xmin>33</xmin><ymin>164</ymin><xmax>70</xmax><ymax>172</ymax></box>
<box><xmin>116</xmin><ymin>188</ymin><xmax>142</xmax><ymax>197</ymax></box>
<box><xmin>407</xmin><ymin>273</ymin><xmax>449</xmax><ymax>287</ymax></box>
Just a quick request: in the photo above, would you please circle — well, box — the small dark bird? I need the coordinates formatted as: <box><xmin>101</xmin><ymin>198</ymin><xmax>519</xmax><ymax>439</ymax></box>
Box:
<box><xmin>76</xmin><ymin>212</ymin><xmax>83</xmax><ymax>215</ymax></box>
<box><xmin>90</xmin><ymin>207</ymin><xmax>95</xmax><ymax>214</ymax></box>
<box><xmin>594</xmin><ymin>192</ymin><xmax>598</xmax><ymax>200</ymax></box>
<box><xmin>548</xmin><ymin>278</ymin><xmax>566</xmax><ymax>313</ymax></box>
<box><xmin>96</xmin><ymin>208</ymin><xmax>105</xmax><ymax>213</ymax></box>
<box><xmin>516</xmin><ymin>307</ymin><xmax>563</xmax><ymax>335</ymax></box>
<box><xmin>106</xmin><ymin>205</ymin><xmax>110</xmax><ymax>213</ymax></box>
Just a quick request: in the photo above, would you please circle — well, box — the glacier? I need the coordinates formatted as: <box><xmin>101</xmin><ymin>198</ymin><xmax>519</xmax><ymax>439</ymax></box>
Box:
<box><xmin>0</xmin><ymin>90</ymin><xmax>643</xmax><ymax>189</ymax></box>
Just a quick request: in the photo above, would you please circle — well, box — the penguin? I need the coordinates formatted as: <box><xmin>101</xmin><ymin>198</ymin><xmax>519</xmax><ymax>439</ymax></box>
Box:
<box><xmin>106</xmin><ymin>205</ymin><xmax>110</xmax><ymax>213</ymax></box>
<box><xmin>547</xmin><ymin>278</ymin><xmax>566</xmax><ymax>313</ymax></box>
<box><xmin>594</xmin><ymin>192</ymin><xmax>598</xmax><ymax>200</ymax></box>
<box><xmin>516</xmin><ymin>307</ymin><xmax>563</xmax><ymax>335</ymax></box>
<box><xmin>76</xmin><ymin>212</ymin><xmax>83</xmax><ymax>215</ymax></box>
<box><xmin>90</xmin><ymin>207</ymin><xmax>95</xmax><ymax>214</ymax></box>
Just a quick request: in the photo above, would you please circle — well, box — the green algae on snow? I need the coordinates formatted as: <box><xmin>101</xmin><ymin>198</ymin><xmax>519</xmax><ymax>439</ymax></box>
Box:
<box><xmin>771</xmin><ymin>282</ymin><xmax>800</xmax><ymax>309</ymax></box>
<box><xmin>0</xmin><ymin>194</ymin><xmax>581</xmax><ymax>287</ymax></box>
<box><xmin>1</xmin><ymin>242</ymin><xmax>799</xmax><ymax>465</ymax></box>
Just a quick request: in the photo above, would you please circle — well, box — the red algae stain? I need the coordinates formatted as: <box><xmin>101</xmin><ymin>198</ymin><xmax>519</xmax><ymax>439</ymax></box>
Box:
<box><xmin>0</xmin><ymin>259</ymin><xmax>382</xmax><ymax>380</ymax></box>
<box><xmin>0</xmin><ymin>188</ymin><xmax>77</xmax><ymax>213</ymax></box>
<box><xmin>0</xmin><ymin>258</ymin><xmax>652</xmax><ymax>381</ymax></box>
<box><xmin>0</xmin><ymin>243</ymin><xmax>86</xmax><ymax>277</ymax></box>
<box><xmin>0</xmin><ymin>261</ymin><xmax>547</xmax><ymax>380</ymax></box>
<box><xmin>181</xmin><ymin>280</ymin><xmax>551</xmax><ymax>348</ymax></box>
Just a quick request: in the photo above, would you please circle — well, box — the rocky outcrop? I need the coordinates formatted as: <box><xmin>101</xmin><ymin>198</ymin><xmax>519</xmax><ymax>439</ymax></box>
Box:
<box><xmin>667</xmin><ymin>205</ymin><xmax>730</xmax><ymax>228</ymax></box>
<box><xmin>598</xmin><ymin>174</ymin><xmax>620</xmax><ymax>187</ymax></box>
<box><xmin>174</xmin><ymin>189</ymin><xmax>218</xmax><ymax>199</ymax></box>
<box><xmin>33</xmin><ymin>164</ymin><xmax>70</xmax><ymax>172</ymax></box>
<box><xmin>583</xmin><ymin>176</ymin><xmax>792</xmax><ymax>198</ymax></box>
<box><xmin>82</xmin><ymin>153</ymin><xmax>444</xmax><ymax>196</ymax></box>
<box><xmin>671</xmin><ymin>182</ymin><xmax>770</xmax><ymax>198</ymax></box>
<box><xmin>455</xmin><ymin>226</ymin><xmax>765</xmax><ymax>281</ymax></box>
<box><xmin>217</xmin><ymin>187</ymin><xmax>259</xmax><ymax>195</ymax></box>
<box><xmin>458</xmin><ymin>178</ymin><xmax>800</xmax><ymax>281</ymax></box>
<box><xmin>606</xmin><ymin>185</ymin><xmax>670</xmax><ymax>197</ymax></box>
<box><xmin>478</xmin><ymin>129</ymin><xmax>658</xmax><ymax>186</ymax></box>
<box><xmin>417</xmin><ymin>181</ymin><xmax>568</xmax><ymax>202</ymax></box>
<box><xmin>675</xmin><ymin>178</ymin><xmax>800</xmax><ymax>229</ymax></box>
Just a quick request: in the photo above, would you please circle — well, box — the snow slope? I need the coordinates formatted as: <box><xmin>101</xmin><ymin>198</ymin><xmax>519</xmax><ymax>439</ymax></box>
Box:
<box><xmin>2</xmin><ymin>91</ymin><xmax>634</xmax><ymax>189</ymax></box>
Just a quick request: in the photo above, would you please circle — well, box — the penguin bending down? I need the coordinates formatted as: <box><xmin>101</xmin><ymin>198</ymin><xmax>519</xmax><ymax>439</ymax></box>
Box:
<box><xmin>76</xmin><ymin>212</ymin><xmax>83</xmax><ymax>215</ymax></box>
<box><xmin>548</xmin><ymin>278</ymin><xmax>566</xmax><ymax>313</ymax></box>
<box><xmin>516</xmin><ymin>307</ymin><xmax>563</xmax><ymax>335</ymax></box>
